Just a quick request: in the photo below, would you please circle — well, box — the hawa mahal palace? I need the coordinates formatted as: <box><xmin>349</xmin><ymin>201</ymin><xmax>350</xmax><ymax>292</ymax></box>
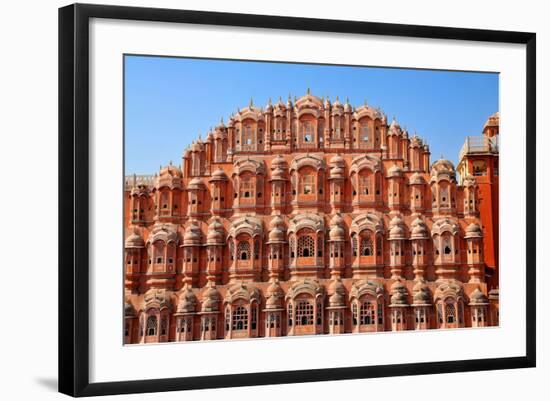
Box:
<box><xmin>124</xmin><ymin>91</ymin><xmax>500</xmax><ymax>343</ymax></box>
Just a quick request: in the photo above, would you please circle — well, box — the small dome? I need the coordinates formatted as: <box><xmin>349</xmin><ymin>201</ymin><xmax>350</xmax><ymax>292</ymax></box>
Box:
<box><xmin>266</xmin><ymin>280</ymin><xmax>284</xmax><ymax>298</ymax></box>
<box><xmin>330</xmin><ymin>225</ymin><xmax>345</xmax><ymax>241</ymax></box>
<box><xmin>431</xmin><ymin>158</ymin><xmax>455</xmax><ymax>173</ymax></box>
<box><xmin>187</xmin><ymin>177</ymin><xmax>205</xmax><ymax>189</ymax></box>
<box><xmin>176</xmin><ymin>285</ymin><xmax>197</xmax><ymax>314</ymax></box>
<box><xmin>190</xmin><ymin>141</ymin><xmax>203</xmax><ymax>152</ymax></box>
<box><xmin>409</xmin><ymin>172</ymin><xmax>425</xmax><ymax>185</ymax></box>
<box><xmin>183</xmin><ymin>222</ymin><xmax>202</xmax><ymax>245</ymax></box>
<box><xmin>201</xmin><ymin>283</ymin><xmax>220</xmax><ymax>312</ymax></box>
<box><xmin>389</xmin><ymin>216</ymin><xmax>406</xmax><ymax>240</ymax></box>
<box><xmin>388</xmin><ymin>118</ymin><xmax>402</xmax><ymax>134</ymax></box>
<box><xmin>210</xmin><ymin>168</ymin><xmax>228</xmax><ymax>181</ymax></box>
<box><xmin>465</xmin><ymin>223</ymin><xmax>483</xmax><ymax>239</ymax></box>
<box><xmin>271</xmin><ymin>167</ymin><xmax>287</xmax><ymax>180</ymax></box>
<box><xmin>125</xmin><ymin>232</ymin><xmax>145</xmax><ymax>248</ymax></box>
<box><xmin>390</xmin><ymin>280</ymin><xmax>409</xmax><ymax>306</ymax></box>
<box><xmin>413</xmin><ymin>284</ymin><xmax>431</xmax><ymax>305</ymax></box>
<box><xmin>330</xmin><ymin>154</ymin><xmax>344</xmax><ymax>165</ymax></box>
<box><xmin>271</xmin><ymin>154</ymin><xmax>287</xmax><ymax>169</ymax></box>
<box><xmin>328</xmin><ymin>279</ymin><xmax>346</xmax><ymax>307</ymax></box>
<box><xmin>269</xmin><ymin>215</ymin><xmax>285</xmax><ymax>229</ymax></box>
<box><xmin>469</xmin><ymin>288</ymin><xmax>489</xmax><ymax>305</ymax></box>
<box><xmin>330</xmin><ymin>165</ymin><xmax>345</xmax><ymax>178</ymax></box>
<box><xmin>344</xmin><ymin>100</ymin><xmax>352</xmax><ymax>113</ymax></box>
<box><xmin>268</xmin><ymin>227</ymin><xmax>285</xmax><ymax>242</ymax></box>
<box><xmin>410</xmin><ymin>218</ymin><xmax>429</xmax><ymax>239</ymax></box>
<box><xmin>207</xmin><ymin>222</ymin><xmax>224</xmax><ymax>244</ymax></box>
<box><xmin>387</xmin><ymin>164</ymin><xmax>403</xmax><ymax>177</ymax></box>
<box><xmin>159</xmin><ymin>163</ymin><xmax>183</xmax><ymax>178</ymax></box>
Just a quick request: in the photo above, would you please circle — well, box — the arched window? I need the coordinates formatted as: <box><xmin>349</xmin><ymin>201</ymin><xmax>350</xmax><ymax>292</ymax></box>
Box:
<box><xmin>360</xmin><ymin>301</ymin><xmax>376</xmax><ymax>325</ymax></box>
<box><xmin>360</xmin><ymin>236</ymin><xmax>373</xmax><ymax>256</ymax></box>
<box><xmin>445</xmin><ymin>302</ymin><xmax>456</xmax><ymax>324</ymax></box>
<box><xmin>301</xmin><ymin>121</ymin><xmax>313</xmax><ymax>143</ymax></box>
<box><xmin>359</xmin><ymin>301</ymin><xmax>376</xmax><ymax>324</ymax></box>
<box><xmin>243</xmin><ymin>125</ymin><xmax>254</xmax><ymax>146</ymax></box>
<box><xmin>359</xmin><ymin>175</ymin><xmax>371</xmax><ymax>195</ymax></box>
<box><xmin>237</xmin><ymin>241</ymin><xmax>250</xmax><ymax>260</ymax></box>
<box><xmin>146</xmin><ymin>315</ymin><xmax>157</xmax><ymax>336</ymax></box>
<box><xmin>160</xmin><ymin>317</ymin><xmax>168</xmax><ymax>336</ymax></box>
<box><xmin>240</xmin><ymin>177</ymin><xmax>253</xmax><ymax>198</ymax></box>
<box><xmin>360</xmin><ymin>124</ymin><xmax>369</xmax><ymax>143</ymax></box>
<box><xmin>300</xmin><ymin>174</ymin><xmax>315</xmax><ymax>194</ymax></box>
<box><xmin>232</xmin><ymin>306</ymin><xmax>248</xmax><ymax>331</ymax></box>
<box><xmin>297</xmin><ymin>235</ymin><xmax>315</xmax><ymax>257</ymax></box>
<box><xmin>296</xmin><ymin>300</ymin><xmax>314</xmax><ymax>325</ymax></box>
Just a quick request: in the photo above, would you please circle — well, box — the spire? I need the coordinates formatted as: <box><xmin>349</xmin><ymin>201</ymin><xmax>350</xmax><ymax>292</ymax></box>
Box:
<box><xmin>220</xmin><ymin>116</ymin><xmax>224</xmax><ymax>124</ymax></box>
<box><xmin>306</xmin><ymin>87</ymin><xmax>311</xmax><ymax>95</ymax></box>
<box><xmin>268</xmin><ymin>97</ymin><xmax>272</xmax><ymax>106</ymax></box>
<box><xmin>249</xmin><ymin>97</ymin><xmax>254</xmax><ymax>108</ymax></box>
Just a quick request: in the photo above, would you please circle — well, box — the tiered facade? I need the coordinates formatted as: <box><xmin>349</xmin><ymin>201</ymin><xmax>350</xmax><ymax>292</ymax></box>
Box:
<box><xmin>124</xmin><ymin>92</ymin><xmax>500</xmax><ymax>344</ymax></box>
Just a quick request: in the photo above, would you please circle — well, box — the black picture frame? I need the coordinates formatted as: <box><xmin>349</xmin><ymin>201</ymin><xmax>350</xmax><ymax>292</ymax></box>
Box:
<box><xmin>58</xmin><ymin>3</ymin><xmax>536</xmax><ymax>397</ymax></box>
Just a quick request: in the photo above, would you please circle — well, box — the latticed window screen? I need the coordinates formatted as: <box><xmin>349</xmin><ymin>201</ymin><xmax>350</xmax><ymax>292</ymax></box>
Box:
<box><xmin>361</xmin><ymin>124</ymin><xmax>369</xmax><ymax>142</ymax></box>
<box><xmin>146</xmin><ymin>315</ymin><xmax>157</xmax><ymax>336</ymax></box>
<box><xmin>243</xmin><ymin>125</ymin><xmax>254</xmax><ymax>145</ymax></box>
<box><xmin>360</xmin><ymin>301</ymin><xmax>376</xmax><ymax>325</ymax></box>
<box><xmin>287</xmin><ymin>303</ymin><xmax>293</xmax><ymax>326</ymax></box>
<box><xmin>240</xmin><ymin>178</ymin><xmax>253</xmax><ymax>198</ymax></box>
<box><xmin>377</xmin><ymin>302</ymin><xmax>384</xmax><ymax>324</ymax></box>
<box><xmin>446</xmin><ymin>302</ymin><xmax>456</xmax><ymax>323</ymax></box>
<box><xmin>297</xmin><ymin>235</ymin><xmax>315</xmax><ymax>257</ymax></box>
<box><xmin>232</xmin><ymin>306</ymin><xmax>248</xmax><ymax>330</ymax></box>
<box><xmin>301</xmin><ymin>121</ymin><xmax>313</xmax><ymax>142</ymax></box>
<box><xmin>289</xmin><ymin>236</ymin><xmax>296</xmax><ymax>259</ymax></box>
<box><xmin>228</xmin><ymin>240</ymin><xmax>234</xmax><ymax>261</ymax></box>
<box><xmin>300</xmin><ymin>174</ymin><xmax>315</xmax><ymax>194</ymax></box>
<box><xmin>352</xmin><ymin>303</ymin><xmax>358</xmax><ymax>325</ymax></box>
<box><xmin>225</xmin><ymin>307</ymin><xmax>230</xmax><ymax>331</ymax></box>
<box><xmin>352</xmin><ymin>235</ymin><xmax>358</xmax><ymax>257</ymax></box>
<box><xmin>251</xmin><ymin>306</ymin><xmax>257</xmax><ymax>330</ymax></box>
<box><xmin>360</xmin><ymin>236</ymin><xmax>373</xmax><ymax>256</ymax></box>
<box><xmin>458</xmin><ymin>302</ymin><xmax>463</xmax><ymax>324</ymax></box>
<box><xmin>237</xmin><ymin>241</ymin><xmax>250</xmax><ymax>260</ymax></box>
<box><xmin>359</xmin><ymin>176</ymin><xmax>371</xmax><ymax>195</ymax></box>
<box><xmin>160</xmin><ymin>317</ymin><xmax>168</xmax><ymax>335</ymax></box>
<box><xmin>317</xmin><ymin>236</ymin><xmax>323</xmax><ymax>257</ymax></box>
<box><xmin>437</xmin><ymin>303</ymin><xmax>444</xmax><ymax>324</ymax></box>
<box><xmin>296</xmin><ymin>300</ymin><xmax>314</xmax><ymax>326</ymax></box>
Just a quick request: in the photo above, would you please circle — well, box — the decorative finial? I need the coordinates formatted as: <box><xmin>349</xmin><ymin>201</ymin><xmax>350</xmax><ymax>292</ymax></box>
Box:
<box><xmin>306</xmin><ymin>87</ymin><xmax>311</xmax><ymax>95</ymax></box>
<box><xmin>278</xmin><ymin>95</ymin><xmax>282</xmax><ymax>102</ymax></box>
<box><xmin>249</xmin><ymin>98</ymin><xmax>254</xmax><ymax>108</ymax></box>
<box><xmin>169</xmin><ymin>160</ymin><xmax>172</xmax><ymax>166</ymax></box>
<box><xmin>336</xmin><ymin>95</ymin><xmax>340</xmax><ymax>102</ymax></box>
<box><xmin>364</xmin><ymin>99</ymin><xmax>368</xmax><ymax>106</ymax></box>
<box><xmin>346</xmin><ymin>97</ymin><xmax>350</xmax><ymax>104</ymax></box>
<box><xmin>268</xmin><ymin>97</ymin><xmax>272</xmax><ymax>105</ymax></box>
<box><xmin>220</xmin><ymin>116</ymin><xmax>224</xmax><ymax>124</ymax></box>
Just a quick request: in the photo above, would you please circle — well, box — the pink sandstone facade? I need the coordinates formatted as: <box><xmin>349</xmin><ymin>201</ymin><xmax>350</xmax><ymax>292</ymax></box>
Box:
<box><xmin>123</xmin><ymin>92</ymin><xmax>500</xmax><ymax>344</ymax></box>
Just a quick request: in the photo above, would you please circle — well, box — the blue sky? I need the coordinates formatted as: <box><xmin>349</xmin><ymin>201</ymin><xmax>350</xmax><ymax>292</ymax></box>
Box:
<box><xmin>124</xmin><ymin>55</ymin><xmax>498</xmax><ymax>174</ymax></box>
